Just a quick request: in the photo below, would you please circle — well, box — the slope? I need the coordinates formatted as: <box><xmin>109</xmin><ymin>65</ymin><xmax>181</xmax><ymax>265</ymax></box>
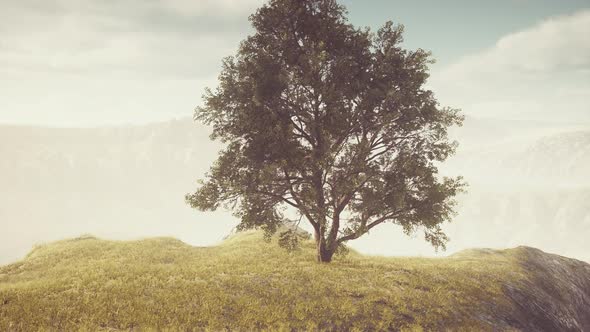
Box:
<box><xmin>1</xmin><ymin>231</ymin><xmax>589</xmax><ymax>331</ymax></box>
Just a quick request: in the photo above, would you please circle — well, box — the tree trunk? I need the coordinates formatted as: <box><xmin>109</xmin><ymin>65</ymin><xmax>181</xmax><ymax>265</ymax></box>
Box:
<box><xmin>316</xmin><ymin>236</ymin><xmax>334</xmax><ymax>263</ymax></box>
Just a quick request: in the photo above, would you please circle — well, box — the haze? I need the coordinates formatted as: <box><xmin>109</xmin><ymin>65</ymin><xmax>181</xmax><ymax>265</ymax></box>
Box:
<box><xmin>1</xmin><ymin>0</ymin><xmax>589</xmax><ymax>264</ymax></box>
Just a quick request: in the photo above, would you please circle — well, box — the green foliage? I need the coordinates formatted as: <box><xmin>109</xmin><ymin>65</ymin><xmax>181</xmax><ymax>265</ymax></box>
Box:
<box><xmin>186</xmin><ymin>0</ymin><xmax>465</xmax><ymax>261</ymax></box>
<box><xmin>333</xmin><ymin>242</ymin><xmax>350</xmax><ymax>258</ymax></box>
<box><xmin>0</xmin><ymin>232</ymin><xmax>527</xmax><ymax>331</ymax></box>
<box><xmin>277</xmin><ymin>229</ymin><xmax>302</xmax><ymax>251</ymax></box>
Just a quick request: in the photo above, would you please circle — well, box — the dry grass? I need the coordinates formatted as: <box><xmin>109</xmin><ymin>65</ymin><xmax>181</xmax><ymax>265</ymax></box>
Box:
<box><xmin>0</xmin><ymin>231</ymin><xmax>526</xmax><ymax>331</ymax></box>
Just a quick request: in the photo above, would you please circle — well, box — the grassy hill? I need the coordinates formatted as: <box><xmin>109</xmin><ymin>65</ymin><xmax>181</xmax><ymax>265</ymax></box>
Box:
<box><xmin>1</xmin><ymin>231</ymin><xmax>589</xmax><ymax>331</ymax></box>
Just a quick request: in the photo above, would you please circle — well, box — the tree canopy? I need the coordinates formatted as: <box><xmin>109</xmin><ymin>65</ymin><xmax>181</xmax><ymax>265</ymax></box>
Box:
<box><xmin>186</xmin><ymin>0</ymin><xmax>465</xmax><ymax>262</ymax></box>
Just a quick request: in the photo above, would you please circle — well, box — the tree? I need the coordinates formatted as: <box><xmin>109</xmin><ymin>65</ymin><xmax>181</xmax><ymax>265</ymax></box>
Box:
<box><xmin>186</xmin><ymin>0</ymin><xmax>465</xmax><ymax>263</ymax></box>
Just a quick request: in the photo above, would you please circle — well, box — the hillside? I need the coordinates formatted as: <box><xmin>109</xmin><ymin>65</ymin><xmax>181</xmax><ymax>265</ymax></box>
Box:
<box><xmin>1</xmin><ymin>231</ymin><xmax>589</xmax><ymax>331</ymax></box>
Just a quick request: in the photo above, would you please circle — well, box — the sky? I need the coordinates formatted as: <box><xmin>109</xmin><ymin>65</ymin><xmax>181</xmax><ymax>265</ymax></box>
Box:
<box><xmin>1</xmin><ymin>0</ymin><xmax>590</xmax><ymax>264</ymax></box>
<box><xmin>0</xmin><ymin>0</ymin><xmax>589</xmax><ymax>127</ymax></box>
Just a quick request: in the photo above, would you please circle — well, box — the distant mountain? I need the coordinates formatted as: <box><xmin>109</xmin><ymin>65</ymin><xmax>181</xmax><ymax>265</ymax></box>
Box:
<box><xmin>0</xmin><ymin>117</ymin><xmax>589</xmax><ymax>264</ymax></box>
<box><xmin>448</xmin><ymin>116</ymin><xmax>589</xmax><ymax>150</ymax></box>
<box><xmin>441</xmin><ymin>129</ymin><xmax>590</xmax><ymax>261</ymax></box>
<box><xmin>0</xmin><ymin>119</ymin><xmax>230</xmax><ymax>264</ymax></box>
<box><xmin>445</xmin><ymin>129</ymin><xmax>590</xmax><ymax>187</ymax></box>
<box><xmin>512</xmin><ymin>131</ymin><xmax>590</xmax><ymax>184</ymax></box>
<box><xmin>446</xmin><ymin>187</ymin><xmax>590</xmax><ymax>261</ymax></box>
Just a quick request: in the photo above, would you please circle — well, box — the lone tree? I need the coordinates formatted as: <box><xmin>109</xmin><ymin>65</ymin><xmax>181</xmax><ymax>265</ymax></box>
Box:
<box><xmin>187</xmin><ymin>0</ymin><xmax>465</xmax><ymax>262</ymax></box>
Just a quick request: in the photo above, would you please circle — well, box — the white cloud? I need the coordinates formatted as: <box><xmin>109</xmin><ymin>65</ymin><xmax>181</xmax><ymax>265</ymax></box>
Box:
<box><xmin>492</xmin><ymin>10</ymin><xmax>589</xmax><ymax>72</ymax></box>
<box><xmin>160</xmin><ymin>0</ymin><xmax>264</xmax><ymax>17</ymax></box>
<box><xmin>442</xmin><ymin>9</ymin><xmax>590</xmax><ymax>76</ymax></box>
<box><xmin>0</xmin><ymin>0</ymin><xmax>263</xmax><ymax>78</ymax></box>
<box><xmin>430</xmin><ymin>10</ymin><xmax>590</xmax><ymax>123</ymax></box>
<box><xmin>0</xmin><ymin>0</ymin><xmax>265</xmax><ymax>125</ymax></box>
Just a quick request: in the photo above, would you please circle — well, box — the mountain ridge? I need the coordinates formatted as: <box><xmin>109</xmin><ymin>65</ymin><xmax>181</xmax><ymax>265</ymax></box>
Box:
<box><xmin>1</xmin><ymin>118</ymin><xmax>590</xmax><ymax>264</ymax></box>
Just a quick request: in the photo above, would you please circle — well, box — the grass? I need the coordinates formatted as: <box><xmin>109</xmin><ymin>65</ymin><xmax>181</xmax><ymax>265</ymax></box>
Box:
<box><xmin>0</xmin><ymin>231</ymin><xmax>528</xmax><ymax>331</ymax></box>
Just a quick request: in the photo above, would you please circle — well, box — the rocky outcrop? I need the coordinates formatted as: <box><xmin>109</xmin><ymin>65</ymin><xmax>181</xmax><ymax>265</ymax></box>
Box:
<box><xmin>503</xmin><ymin>247</ymin><xmax>590</xmax><ymax>331</ymax></box>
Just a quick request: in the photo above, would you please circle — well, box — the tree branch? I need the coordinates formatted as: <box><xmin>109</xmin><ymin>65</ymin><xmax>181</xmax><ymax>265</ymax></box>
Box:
<box><xmin>336</xmin><ymin>209</ymin><xmax>405</xmax><ymax>243</ymax></box>
<box><xmin>281</xmin><ymin>169</ymin><xmax>318</xmax><ymax>228</ymax></box>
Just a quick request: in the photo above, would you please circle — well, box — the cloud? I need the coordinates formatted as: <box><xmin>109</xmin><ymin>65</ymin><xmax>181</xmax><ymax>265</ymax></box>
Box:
<box><xmin>0</xmin><ymin>0</ymin><xmax>268</xmax><ymax>125</ymax></box>
<box><xmin>446</xmin><ymin>9</ymin><xmax>590</xmax><ymax>75</ymax></box>
<box><xmin>430</xmin><ymin>9</ymin><xmax>590</xmax><ymax>122</ymax></box>
<box><xmin>497</xmin><ymin>17</ymin><xmax>589</xmax><ymax>72</ymax></box>
<box><xmin>160</xmin><ymin>0</ymin><xmax>264</xmax><ymax>17</ymax></box>
<box><xmin>0</xmin><ymin>0</ymin><xmax>265</xmax><ymax>79</ymax></box>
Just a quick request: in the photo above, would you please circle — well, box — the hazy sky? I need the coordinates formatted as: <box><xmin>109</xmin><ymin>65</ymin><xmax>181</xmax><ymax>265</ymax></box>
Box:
<box><xmin>1</xmin><ymin>1</ymin><xmax>590</xmax><ymax>264</ymax></box>
<box><xmin>1</xmin><ymin>0</ymin><xmax>588</xmax><ymax>126</ymax></box>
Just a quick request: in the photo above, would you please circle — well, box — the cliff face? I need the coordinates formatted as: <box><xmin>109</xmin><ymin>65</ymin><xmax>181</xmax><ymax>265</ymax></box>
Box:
<box><xmin>503</xmin><ymin>247</ymin><xmax>590</xmax><ymax>331</ymax></box>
